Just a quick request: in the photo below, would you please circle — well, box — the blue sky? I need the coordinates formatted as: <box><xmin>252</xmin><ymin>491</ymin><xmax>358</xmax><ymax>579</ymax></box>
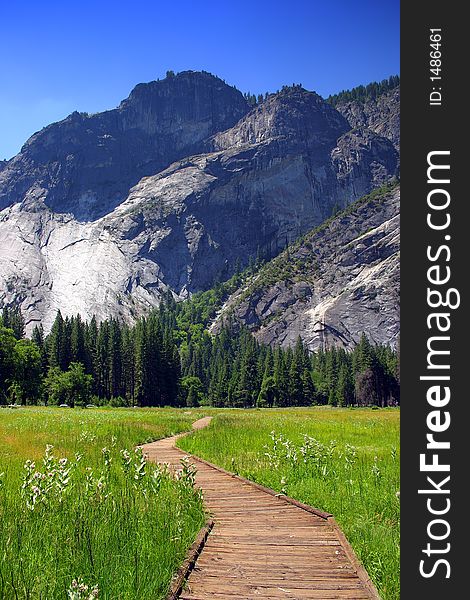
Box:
<box><xmin>0</xmin><ymin>0</ymin><xmax>399</xmax><ymax>160</ymax></box>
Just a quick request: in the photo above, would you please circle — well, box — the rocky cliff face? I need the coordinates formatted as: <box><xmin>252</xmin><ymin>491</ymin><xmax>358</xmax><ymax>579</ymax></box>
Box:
<box><xmin>0</xmin><ymin>72</ymin><xmax>399</xmax><ymax>335</ymax></box>
<box><xmin>210</xmin><ymin>185</ymin><xmax>400</xmax><ymax>351</ymax></box>
<box><xmin>335</xmin><ymin>87</ymin><xmax>400</xmax><ymax>150</ymax></box>
<box><xmin>0</xmin><ymin>71</ymin><xmax>249</xmax><ymax>220</ymax></box>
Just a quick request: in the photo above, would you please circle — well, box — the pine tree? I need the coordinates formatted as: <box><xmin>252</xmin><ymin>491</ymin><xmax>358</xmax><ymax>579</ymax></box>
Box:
<box><xmin>70</xmin><ymin>315</ymin><xmax>86</xmax><ymax>365</ymax></box>
<box><xmin>85</xmin><ymin>316</ymin><xmax>99</xmax><ymax>391</ymax></box>
<box><xmin>234</xmin><ymin>335</ymin><xmax>258</xmax><ymax>407</ymax></box>
<box><xmin>301</xmin><ymin>368</ymin><xmax>315</xmax><ymax>405</ymax></box>
<box><xmin>47</xmin><ymin>311</ymin><xmax>67</xmax><ymax>370</ymax></box>
<box><xmin>325</xmin><ymin>346</ymin><xmax>338</xmax><ymax>405</ymax></box>
<box><xmin>289</xmin><ymin>337</ymin><xmax>309</xmax><ymax>405</ymax></box>
<box><xmin>0</xmin><ymin>326</ymin><xmax>17</xmax><ymax>403</ymax></box>
<box><xmin>121</xmin><ymin>325</ymin><xmax>136</xmax><ymax>404</ymax></box>
<box><xmin>108</xmin><ymin>319</ymin><xmax>122</xmax><ymax>399</ymax></box>
<box><xmin>355</xmin><ymin>333</ymin><xmax>374</xmax><ymax>373</ymax></box>
<box><xmin>96</xmin><ymin>321</ymin><xmax>110</xmax><ymax>399</ymax></box>
<box><xmin>210</xmin><ymin>361</ymin><xmax>229</xmax><ymax>407</ymax></box>
<box><xmin>161</xmin><ymin>327</ymin><xmax>181</xmax><ymax>405</ymax></box>
<box><xmin>2</xmin><ymin>306</ymin><xmax>25</xmax><ymax>339</ymax></box>
<box><xmin>62</xmin><ymin>317</ymin><xmax>72</xmax><ymax>369</ymax></box>
<box><xmin>273</xmin><ymin>348</ymin><xmax>288</xmax><ymax>406</ymax></box>
<box><xmin>336</xmin><ymin>362</ymin><xmax>353</xmax><ymax>406</ymax></box>
<box><xmin>257</xmin><ymin>375</ymin><xmax>276</xmax><ymax>407</ymax></box>
<box><xmin>288</xmin><ymin>352</ymin><xmax>302</xmax><ymax>406</ymax></box>
<box><xmin>31</xmin><ymin>324</ymin><xmax>48</xmax><ymax>375</ymax></box>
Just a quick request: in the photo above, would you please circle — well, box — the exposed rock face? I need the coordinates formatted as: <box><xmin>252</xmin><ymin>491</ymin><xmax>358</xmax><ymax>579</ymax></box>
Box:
<box><xmin>0</xmin><ymin>71</ymin><xmax>249</xmax><ymax>220</ymax></box>
<box><xmin>210</xmin><ymin>186</ymin><xmax>400</xmax><ymax>351</ymax></box>
<box><xmin>0</xmin><ymin>73</ymin><xmax>399</xmax><ymax>334</ymax></box>
<box><xmin>211</xmin><ymin>88</ymin><xmax>348</xmax><ymax>151</ymax></box>
<box><xmin>335</xmin><ymin>87</ymin><xmax>400</xmax><ymax>150</ymax></box>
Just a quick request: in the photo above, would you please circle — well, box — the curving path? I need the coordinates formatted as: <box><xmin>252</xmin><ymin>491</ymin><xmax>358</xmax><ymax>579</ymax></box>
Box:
<box><xmin>142</xmin><ymin>417</ymin><xmax>380</xmax><ymax>600</ymax></box>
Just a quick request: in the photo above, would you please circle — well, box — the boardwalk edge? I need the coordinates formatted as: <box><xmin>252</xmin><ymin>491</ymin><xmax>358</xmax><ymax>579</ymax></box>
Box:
<box><xmin>166</xmin><ymin>518</ymin><xmax>215</xmax><ymax>600</ymax></box>
<box><xmin>329</xmin><ymin>517</ymin><xmax>381</xmax><ymax>600</ymax></box>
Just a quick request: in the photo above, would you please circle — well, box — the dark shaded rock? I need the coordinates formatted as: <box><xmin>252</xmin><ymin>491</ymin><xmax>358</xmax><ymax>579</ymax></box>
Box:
<box><xmin>335</xmin><ymin>87</ymin><xmax>400</xmax><ymax>150</ymax></box>
<box><xmin>0</xmin><ymin>71</ymin><xmax>249</xmax><ymax>220</ymax></box>
<box><xmin>102</xmin><ymin>89</ymin><xmax>398</xmax><ymax>297</ymax></box>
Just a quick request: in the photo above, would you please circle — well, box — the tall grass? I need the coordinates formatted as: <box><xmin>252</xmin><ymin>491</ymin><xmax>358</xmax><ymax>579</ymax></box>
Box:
<box><xmin>0</xmin><ymin>407</ymin><xmax>206</xmax><ymax>600</ymax></box>
<box><xmin>178</xmin><ymin>407</ymin><xmax>400</xmax><ymax>600</ymax></box>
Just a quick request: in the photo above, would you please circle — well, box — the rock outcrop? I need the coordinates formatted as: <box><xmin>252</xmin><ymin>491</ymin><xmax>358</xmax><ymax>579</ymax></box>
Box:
<box><xmin>0</xmin><ymin>72</ymin><xmax>399</xmax><ymax>335</ymax></box>
<box><xmin>335</xmin><ymin>87</ymin><xmax>400</xmax><ymax>150</ymax></box>
<box><xmin>210</xmin><ymin>185</ymin><xmax>400</xmax><ymax>351</ymax></box>
<box><xmin>0</xmin><ymin>71</ymin><xmax>249</xmax><ymax>220</ymax></box>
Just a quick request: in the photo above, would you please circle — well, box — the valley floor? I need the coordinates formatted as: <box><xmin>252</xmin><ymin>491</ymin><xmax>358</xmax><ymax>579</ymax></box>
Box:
<box><xmin>0</xmin><ymin>406</ymin><xmax>399</xmax><ymax>599</ymax></box>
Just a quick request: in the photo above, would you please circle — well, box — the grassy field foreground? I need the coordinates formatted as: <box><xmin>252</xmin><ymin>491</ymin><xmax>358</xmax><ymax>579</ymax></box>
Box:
<box><xmin>0</xmin><ymin>407</ymin><xmax>399</xmax><ymax>599</ymax></box>
<box><xmin>179</xmin><ymin>407</ymin><xmax>400</xmax><ymax>600</ymax></box>
<box><xmin>0</xmin><ymin>407</ymin><xmax>206</xmax><ymax>600</ymax></box>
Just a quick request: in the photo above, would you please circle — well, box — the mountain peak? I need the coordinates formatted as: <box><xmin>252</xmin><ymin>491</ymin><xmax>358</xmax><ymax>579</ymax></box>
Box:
<box><xmin>122</xmin><ymin>70</ymin><xmax>245</xmax><ymax>108</ymax></box>
<box><xmin>0</xmin><ymin>71</ymin><xmax>249</xmax><ymax>218</ymax></box>
<box><xmin>0</xmin><ymin>72</ymin><xmax>399</xmax><ymax>338</ymax></box>
<box><xmin>212</xmin><ymin>84</ymin><xmax>349</xmax><ymax>151</ymax></box>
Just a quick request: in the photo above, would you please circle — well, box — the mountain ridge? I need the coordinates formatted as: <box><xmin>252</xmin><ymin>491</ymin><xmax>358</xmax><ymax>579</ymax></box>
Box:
<box><xmin>0</xmin><ymin>71</ymin><xmax>400</xmax><ymax>341</ymax></box>
<box><xmin>0</xmin><ymin>71</ymin><xmax>250</xmax><ymax>219</ymax></box>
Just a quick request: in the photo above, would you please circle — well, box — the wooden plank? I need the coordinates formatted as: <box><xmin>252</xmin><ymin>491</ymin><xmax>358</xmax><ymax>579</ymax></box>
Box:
<box><xmin>180</xmin><ymin>591</ymin><xmax>370</xmax><ymax>600</ymax></box>
<box><xmin>208</xmin><ymin>536</ymin><xmax>341</xmax><ymax>546</ymax></box>
<box><xmin>189</xmin><ymin>574</ymin><xmax>365</xmax><ymax>589</ymax></box>
<box><xmin>196</xmin><ymin>559</ymin><xmax>356</xmax><ymax>571</ymax></box>
<box><xmin>192</xmin><ymin>567</ymin><xmax>360</xmax><ymax>580</ymax></box>
<box><xmin>201</xmin><ymin>546</ymin><xmax>348</xmax><ymax>559</ymax></box>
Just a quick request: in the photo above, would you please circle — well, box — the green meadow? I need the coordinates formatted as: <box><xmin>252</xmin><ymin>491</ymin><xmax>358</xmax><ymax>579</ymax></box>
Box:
<box><xmin>0</xmin><ymin>407</ymin><xmax>206</xmax><ymax>600</ymax></box>
<box><xmin>0</xmin><ymin>406</ymin><xmax>399</xmax><ymax>599</ymax></box>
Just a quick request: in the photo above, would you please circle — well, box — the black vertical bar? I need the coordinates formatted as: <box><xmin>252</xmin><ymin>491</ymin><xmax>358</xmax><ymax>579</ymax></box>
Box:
<box><xmin>401</xmin><ymin>3</ymin><xmax>464</xmax><ymax>599</ymax></box>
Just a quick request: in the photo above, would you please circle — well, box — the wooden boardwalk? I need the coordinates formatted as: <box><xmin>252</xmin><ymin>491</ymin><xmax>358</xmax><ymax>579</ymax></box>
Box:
<box><xmin>142</xmin><ymin>418</ymin><xmax>380</xmax><ymax>600</ymax></box>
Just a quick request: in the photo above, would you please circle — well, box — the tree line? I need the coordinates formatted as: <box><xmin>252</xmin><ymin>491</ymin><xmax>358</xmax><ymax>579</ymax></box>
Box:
<box><xmin>176</xmin><ymin>321</ymin><xmax>399</xmax><ymax>408</ymax></box>
<box><xmin>326</xmin><ymin>75</ymin><xmax>400</xmax><ymax>107</ymax></box>
<box><xmin>0</xmin><ymin>306</ymin><xmax>180</xmax><ymax>407</ymax></box>
<box><xmin>1</xmin><ymin>300</ymin><xmax>399</xmax><ymax>408</ymax></box>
